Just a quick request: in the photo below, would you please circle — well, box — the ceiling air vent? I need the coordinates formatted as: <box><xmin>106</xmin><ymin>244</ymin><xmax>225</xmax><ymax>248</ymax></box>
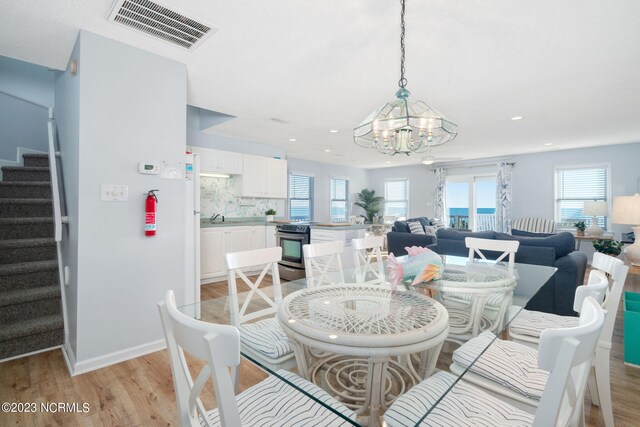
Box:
<box><xmin>108</xmin><ymin>0</ymin><xmax>216</xmax><ymax>50</ymax></box>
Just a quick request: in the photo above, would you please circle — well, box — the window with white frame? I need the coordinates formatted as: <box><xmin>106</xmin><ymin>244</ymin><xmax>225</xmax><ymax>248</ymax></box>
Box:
<box><xmin>289</xmin><ymin>174</ymin><xmax>313</xmax><ymax>221</ymax></box>
<box><xmin>554</xmin><ymin>165</ymin><xmax>610</xmax><ymax>229</ymax></box>
<box><xmin>330</xmin><ymin>178</ymin><xmax>349</xmax><ymax>222</ymax></box>
<box><xmin>384</xmin><ymin>179</ymin><xmax>408</xmax><ymax>219</ymax></box>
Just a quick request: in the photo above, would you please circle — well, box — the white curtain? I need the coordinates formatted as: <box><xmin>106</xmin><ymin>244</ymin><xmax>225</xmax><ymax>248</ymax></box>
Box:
<box><xmin>435</xmin><ymin>168</ymin><xmax>447</xmax><ymax>223</ymax></box>
<box><xmin>495</xmin><ymin>162</ymin><xmax>513</xmax><ymax>233</ymax></box>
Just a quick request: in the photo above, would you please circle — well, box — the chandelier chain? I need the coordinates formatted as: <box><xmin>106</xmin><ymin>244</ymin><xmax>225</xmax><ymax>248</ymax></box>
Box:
<box><xmin>398</xmin><ymin>0</ymin><xmax>407</xmax><ymax>88</ymax></box>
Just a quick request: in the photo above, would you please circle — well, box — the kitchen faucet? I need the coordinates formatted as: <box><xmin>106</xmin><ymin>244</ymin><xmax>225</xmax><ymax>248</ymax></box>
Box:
<box><xmin>210</xmin><ymin>213</ymin><xmax>220</xmax><ymax>223</ymax></box>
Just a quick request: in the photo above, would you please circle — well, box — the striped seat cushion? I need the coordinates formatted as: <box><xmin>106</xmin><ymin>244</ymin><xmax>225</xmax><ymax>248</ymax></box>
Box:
<box><xmin>509</xmin><ymin>308</ymin><xmax>579</xmax><ymax>339</ymax></box>
<box><xmin>239</xmin><ymin>318</ymin><xmax>292</xmax><ymax>359</ymax></box>
<box><xmin>202</xmin><ymin>370</ymin><xmax>356</xmax><ymax>426</ymax></box>
<box><xmin>452</xmin><ymin>331</ymin><xmax>548</xmax><ymax>400</ymax></box>
<box><xmin>384</xmin><ymin>371</ymin><xmax>534</xmax><ymax>427</ymax></box>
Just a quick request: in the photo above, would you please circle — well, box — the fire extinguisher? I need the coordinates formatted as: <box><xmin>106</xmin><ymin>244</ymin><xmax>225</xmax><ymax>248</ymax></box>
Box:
<box><xmin>145</xmin><ymin>190</ymin><xmax>159</xmax><ymax>236</ymax></box>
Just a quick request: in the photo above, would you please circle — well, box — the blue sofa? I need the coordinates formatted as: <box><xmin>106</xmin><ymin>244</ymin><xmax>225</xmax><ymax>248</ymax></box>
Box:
<box><xmin>387</xmin><ymin>217</ymin><xmax>436</xmax><ymax>257</ymax></box>
<box><xmin>427</xmin><ymin>228</ymin><xmax>587</xmax><ymax>316</ymax></box>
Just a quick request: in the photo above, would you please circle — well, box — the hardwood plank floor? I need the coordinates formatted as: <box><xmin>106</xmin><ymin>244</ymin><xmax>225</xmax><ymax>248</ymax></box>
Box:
<box><xmin>1</xmin><ymin>271</ymin><xmax>639</xmax><ymax>426</ymax></box>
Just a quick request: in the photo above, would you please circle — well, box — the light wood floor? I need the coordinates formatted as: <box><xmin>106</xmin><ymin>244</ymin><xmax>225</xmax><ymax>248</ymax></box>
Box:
<box><xmin>1</xmin><ymin>270</ymin><xmax>639</xmax><ymax>426</ymax></box>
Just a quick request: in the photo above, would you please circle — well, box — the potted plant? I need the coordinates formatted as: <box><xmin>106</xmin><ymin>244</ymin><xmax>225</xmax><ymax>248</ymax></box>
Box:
<box><xmin>574</xmin><ymin>221</ymin><xmax>587</xmax><ymax>236</ymax></box>
<box><xmin>265</xmin><ymin>209</ymin><xmax>276</xmax><ymax>222</ymax></box>
<box><xmin>354</xmin><ymin>189</ymin><xmax>384</xmax><ymax>223</ymax></box>
<box><xmin>592</xmin><ymin>239</ymin><xmax>624</xmax><ymax>257</ymax></box>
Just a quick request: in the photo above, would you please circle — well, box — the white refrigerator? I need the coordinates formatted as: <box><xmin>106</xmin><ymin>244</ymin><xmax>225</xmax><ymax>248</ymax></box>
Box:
<box><xmin>184</xmin><ymin>153</ymin><xmax>201</xmax><ymax>308</ymax></box>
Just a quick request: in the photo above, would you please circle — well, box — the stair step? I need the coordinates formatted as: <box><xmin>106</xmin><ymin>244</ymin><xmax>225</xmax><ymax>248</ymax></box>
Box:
<box><xmin>22</xmin><ymin>153</ymin><xmax>49</xmax><ymax>168</ymax></box>
<box><xmin>0</xmin><ymin>314</ymin><xmax>63</xmax><ymax>359</ymax></box>
<box><xmin>1</xmin><ymin>166</ymin><xmax>50</xmax><ymax>182</ymax></box>
<box><xmin>0</xmin><ymin>238</ymin><xmax>56</xmax><ymax>265</ymax></box>
<box><xmin>0</xmin><ymin>260</ymin><xmax>58</xmax><ymax>292</ymax></box>
<box><xmin>0</xmin><ymin>286</ymin><xmax>61</xmax><ymax>323</ymax></box>
<box><xmin>0</xmin><ymin>217</ymin><xmax>54</xmax><ymax>239</ymax></box>
<box><xmin>0</xmin><ymin>199</ymin><xmax>53</xmax><ymax>218</ymax></box>
<box><xmin>0</xmin><ymin>182</ymin><xmax>52</xmax><ymax>199</ymax></box>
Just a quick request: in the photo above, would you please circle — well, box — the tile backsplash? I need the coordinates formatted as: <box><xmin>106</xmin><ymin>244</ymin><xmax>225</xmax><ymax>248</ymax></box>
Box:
<box><xmin>200</xmin><ymin>176</ymin><xmax>285</xmax><ymax>219</ymax></box>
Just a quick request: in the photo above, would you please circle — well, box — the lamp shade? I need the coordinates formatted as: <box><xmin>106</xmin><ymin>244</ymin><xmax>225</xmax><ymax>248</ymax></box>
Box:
<box><xmin>583</xmin><ymin>200</ymin><xmax>608</xmax><ymax>216</ymax></box>
<box><xmin>611</xmin><ymin>193</ymin><xmax>640</xmax><ymax>225</ymax></box>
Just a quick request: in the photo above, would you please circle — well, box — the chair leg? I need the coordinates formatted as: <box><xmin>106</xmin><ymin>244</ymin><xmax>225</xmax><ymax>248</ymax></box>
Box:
<box><xmin>594</xmin><ymin>349</ymin><xmax>614</xmax><ymax>427</ymax></box>
<box><xmin>587</xmin><ymin>367</ymin><xmax>600</xmax><ymax>406</ymax></box>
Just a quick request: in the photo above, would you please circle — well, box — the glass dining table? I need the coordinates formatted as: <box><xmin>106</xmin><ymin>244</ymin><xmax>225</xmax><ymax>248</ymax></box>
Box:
<box><xmin>179</xmin><ymin>255</ymin><xmax>557</xmax><ymax>427</ymax></box>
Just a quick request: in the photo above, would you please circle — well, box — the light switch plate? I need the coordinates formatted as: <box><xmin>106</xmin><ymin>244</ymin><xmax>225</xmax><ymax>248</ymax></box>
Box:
<box><xmin>101</xmin><ymin>184</ymin><xmax>128</xmax><ymax>201</ymax></box>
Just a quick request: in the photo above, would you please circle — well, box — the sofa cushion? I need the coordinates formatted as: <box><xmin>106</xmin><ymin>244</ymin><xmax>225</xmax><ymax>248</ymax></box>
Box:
<box><xmin>508</xmin><ymin>232</ymin><xmax>575</xmax><ymax>259</ymax></box>
<box><xmin>393</xmin><ymin>220</ymin><xmax>410</xmax><ymax>233</ymax></box>
<box><xmin>511</xmin><ymin>229</ymin><xmax>555</xmax><ymax>237</ymax></box>
<box><xmin>408</xmin><ymin>221</ymin><xmax>426</xmax><ymax>234</ymax></box>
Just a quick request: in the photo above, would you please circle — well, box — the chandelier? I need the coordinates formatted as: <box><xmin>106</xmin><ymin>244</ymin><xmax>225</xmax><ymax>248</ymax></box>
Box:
<box><xmin>353</xmin><ymin>0</ymin><xmax>458</xmax><ymax>155</ymax></box>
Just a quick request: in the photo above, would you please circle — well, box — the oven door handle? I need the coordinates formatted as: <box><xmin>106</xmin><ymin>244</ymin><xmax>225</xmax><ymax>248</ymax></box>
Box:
<box><xmin>276</xmin><ymin>234</ymin><xmax>308</xmax><ymax>241</ymax></box>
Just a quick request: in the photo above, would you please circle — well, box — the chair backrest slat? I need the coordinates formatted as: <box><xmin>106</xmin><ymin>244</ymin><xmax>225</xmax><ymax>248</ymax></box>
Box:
<box><xmin>225</xmin><ymin>247</ymin><xmax>283</xmax><ymax>326</ymax></box>
<box><xmin>303</xmin><ymin>241</ymin><xmax>345</xmax><ymax>288</ymax></box>
<box><xmin>465</xmin><ymin>237</ymin><xmax>520</xmax><ymax>268</ymax></box>
<box><xmin>352</xmin><ymin>236</ymin><xmax>385</xmax><ymax>285</ymax></box>
<box><xmin>590</xmin><ymin>252</ymin><xmax>629</xmax><ymax>347</ymax></box>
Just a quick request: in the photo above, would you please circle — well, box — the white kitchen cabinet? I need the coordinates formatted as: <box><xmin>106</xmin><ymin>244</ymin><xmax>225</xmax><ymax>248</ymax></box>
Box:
<box><xmin>310</xmin><ymin>228</ymin><xmax>366</xmax><ymax>269</ymax></box>
<box><xmin>265</xmin><ymin>225</ymin><xmax>277</xmax><ymax>248</ymax></box>
<box><xmin>200</xmin><ymin>228</ymin><xmax>227</xmax><ymax>279</ymax></box>
<box><xmin>201</xmin><ymin>225</ymin><xmax>271</xmax><ymax>283</ymax></box>
<box><xmin>234</xmin><ymin>155</ymin><xmax>287</xmax><ymax>198</ymax></box>
<box><xmin>191</xmin><ymin>146</ymin><xmax>242</xmax><ymax>175</ymax></box>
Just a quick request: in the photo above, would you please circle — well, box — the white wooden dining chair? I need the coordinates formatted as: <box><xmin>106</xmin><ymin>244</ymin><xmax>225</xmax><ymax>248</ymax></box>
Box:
<box><xmin>466</xmin><ymin>237</ymin><xmax>520</xmax><ymax>269</ymax></box>
<box><xmin>158</xmin><ymin>290</ymin><xmax>356</xmax><ymax>427</ymax></box>
<box><xmin>225</xmin><ymin>246</ymin><xmax>295</xmax><ymax>373</ymax></box>
<box><xmin>508</xmin><ymin>253</ymin><xmax>629</xmax><ymax>427</ymax></box>
<box><xmin>352</xmin><ymin>236</ymin><xmax>385</xmax><ymax>285</ymax></box>
<box><xmin>385</xmin><ymin>296</ymin><xmax>605</xmax><ymax>427</ymax></box>
<box><xmin>303</xmin><ymin>240</ymin><xmax>345</xmax><ymax>288</ymax></box>
<box><xmin>447</xmin><ymin>269</ymin><xmax>610</xmax><ymax>418</ymax></box>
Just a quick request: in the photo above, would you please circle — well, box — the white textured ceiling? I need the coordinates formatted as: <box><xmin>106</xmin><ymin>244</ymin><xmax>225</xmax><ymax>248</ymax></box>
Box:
<box><xmin>1</xmin><ymin>0</ymin><xmax>640</xmax><ymax>168</ymax></box>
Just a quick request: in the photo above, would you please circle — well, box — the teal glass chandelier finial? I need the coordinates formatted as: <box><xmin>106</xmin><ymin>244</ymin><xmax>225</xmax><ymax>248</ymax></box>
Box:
<box><xmin>354</xmin><ymin>0</ymin><xmax>458</xmax><ymax>156</ymax></box>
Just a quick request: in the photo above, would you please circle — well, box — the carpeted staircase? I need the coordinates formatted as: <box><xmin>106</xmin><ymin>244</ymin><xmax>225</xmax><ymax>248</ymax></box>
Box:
<box><xmin>0</xmin><ymin>153</ymin><xmax>63</xmax><ymax>360</ymax></box>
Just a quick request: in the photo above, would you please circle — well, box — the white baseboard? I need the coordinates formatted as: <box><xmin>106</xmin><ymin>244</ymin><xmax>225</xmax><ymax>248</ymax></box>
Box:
<box><xmin>69</xmin><ymin>339</ymin><xmax>167</xmax><ymax>376</ymax></box>
<box><xmin>62</xmin><ymin>341</ymin><xmax>76</xmax><ymax>375</ymax></box>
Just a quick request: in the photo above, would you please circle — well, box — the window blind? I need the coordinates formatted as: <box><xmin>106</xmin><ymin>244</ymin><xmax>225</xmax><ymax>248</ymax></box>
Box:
<box><xmin>289</xmin><ymin>174</ymin><xmax>313</xmax><ymax>221</ymax></box>
<box><xmin>330</xmin><ymin>178</ymin><xmax>348</xmax><ymax>222</ymax></box>
<box><xmin>555</xmin><ymin>166</ymin><xmax>609</xmax><ymax>228</ymax></box>
<box><xmin>384</xmin><ymin>179</ymin><xmax>408</xmax><ymax>219</ymax></box>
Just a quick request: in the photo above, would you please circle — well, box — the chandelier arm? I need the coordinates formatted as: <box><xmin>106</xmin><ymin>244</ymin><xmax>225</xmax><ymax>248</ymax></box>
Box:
<box><xmin>398</xmin><ymin>0</ymin><xmax>407</xmax><ymax>89</ymax></box>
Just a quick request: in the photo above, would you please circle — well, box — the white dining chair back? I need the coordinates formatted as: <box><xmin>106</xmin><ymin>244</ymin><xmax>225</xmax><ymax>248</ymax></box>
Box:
<box><xmin>466</xmin><ymin>237</ymin><xmax>520</xmax><ymax>268</ymax></box>
<box><xmin>159</xmin><ymin>290</ymin><xmax>356</xmax><ymax>427</ymax></box>
<box><xmin>303</xmin><ymin>241</ymin><xmax>345</xmax><ymax>288</ymax></box>
<box><xmin>158</xmin><ymin>290</ymin><xmax>241</xmax><ymax>427</ymax></box>
<box><xmin>534</xmin><ymin>296</ymin><xmax>605</xmax><ymax>427</ymax></box>
<box><xmin>385</xmin><ymin>297</ymin><xmax>605</xmax><ymax>427</ymax></box>
<box><xmin>352</xmin><ymin>236</ymin><xmax>385</xmax><ymax>285</ymax></box>
<box><xmin>225</xmin><ymin>246</ymin><xmax>283</xmax><ymax>327</ymax></box>
<box><xmin>225</xmin><ymin>247</ymin><xmax>295</xmax><ymax>374</ymax></box>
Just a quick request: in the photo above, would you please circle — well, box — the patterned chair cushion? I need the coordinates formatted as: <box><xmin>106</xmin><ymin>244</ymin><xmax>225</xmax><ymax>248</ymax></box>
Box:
<box><xmin>452</xmin><ymin>331</ymin><xmax>548</xmax><ymax>400</ymax></box>
<box><xmin>239</xmin><ymin>318</ymin><xmax>292</xmax><ymax>359</ymax></box>
<box><xmin>384</xmin><ymin>371</ymin><xmax>534</xmax><ymax>427</ymax></box>
<box><xmin>202</xmin><ymin>370</ymin><xmax>356</xmax><ymax>426</ymax></box>
<box><xmin>509</xmin><ymin>307</ymin><xmax>579</xmax><ymax>338</ymax></box>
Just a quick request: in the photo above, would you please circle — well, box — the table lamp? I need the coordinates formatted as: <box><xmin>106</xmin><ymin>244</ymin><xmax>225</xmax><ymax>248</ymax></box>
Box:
<box><xmin>583</xmin><ymin>200</ymin><xmax>608</xmax><ymax>236</ymax></box>
<box><xmin>612</xmin><ymin>193</ymin><xmax>640</xmax><ymax>266</ymax></box>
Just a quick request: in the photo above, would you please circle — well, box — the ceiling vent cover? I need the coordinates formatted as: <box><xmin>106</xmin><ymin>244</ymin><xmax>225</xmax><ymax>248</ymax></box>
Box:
<box><xmin>108</xmin><ymin>0</ymin><xmax>216</xmax><ymax>50</ymax></box>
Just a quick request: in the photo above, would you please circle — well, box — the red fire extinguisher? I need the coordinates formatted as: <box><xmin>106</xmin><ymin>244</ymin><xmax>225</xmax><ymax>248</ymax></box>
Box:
<box><xmin>145</xmin><ymin>190</ymin><xmax>159</xmax><ymax>237</ymax></box>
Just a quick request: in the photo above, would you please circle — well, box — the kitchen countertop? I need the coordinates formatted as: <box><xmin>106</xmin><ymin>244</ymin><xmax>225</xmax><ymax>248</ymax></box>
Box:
<box><xmin>201</xmin><ymin>220</ymin><xmax>279</xmax><ymax>228</ymax></box>
<box><xmin>309</xmin><ymin>224</ymin><xmax>370</xmax><ymax>230</ymax></box>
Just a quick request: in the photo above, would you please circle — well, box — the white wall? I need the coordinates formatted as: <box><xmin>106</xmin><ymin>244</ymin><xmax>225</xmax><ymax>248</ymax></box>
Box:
<box><xmin>287</xmin><ymin>157</ymin><xmax>369</xmax><ymax>223</ymax></box>
<box><xmin>56</xmin><ymin>31</ymin><xmax>188</xmax><ymax>370</ymax></box>
<box><xmin>368</xmin><ymin>165</ymin><xmax>436</xmax><ymax>218</ymax></box>
<box><xmin>0</xmin><ymin>55</ymin><xmax>55</xmax><ymax>106</ymax></box>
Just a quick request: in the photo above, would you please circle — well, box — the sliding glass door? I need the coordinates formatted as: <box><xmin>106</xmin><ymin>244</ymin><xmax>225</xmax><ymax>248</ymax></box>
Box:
<box><xmin>446</xmin><ymin>175</ymin><xmax>496</xmax><ymax>231</ymax></box>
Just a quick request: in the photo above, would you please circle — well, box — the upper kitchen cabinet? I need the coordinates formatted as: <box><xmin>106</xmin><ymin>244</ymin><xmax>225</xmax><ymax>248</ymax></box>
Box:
<box><xmin>235</xmin><ymin>154</ymin><xmax>287</xmax><ymax>198</ymax></box>
<box><xmin>191</xmin><ymin>146</ymin><xmax>242</xmax><ymax>175</ymax></box>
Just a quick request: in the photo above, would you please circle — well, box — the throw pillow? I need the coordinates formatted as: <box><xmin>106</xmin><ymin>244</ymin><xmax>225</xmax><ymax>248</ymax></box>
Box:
<box><xmin>408</xmin><ymin>221</ymin><xmax>426</xmax><ymax>235</ymax></box>
<box><xmin>430</xmin><ymin>218</ymin><xmax>446</xmax><ymax>229</ymax></box>
<box><xmin>424</xmin><ymin>226</ymin><xmax>437</xmax><ymax>237</ymax></box>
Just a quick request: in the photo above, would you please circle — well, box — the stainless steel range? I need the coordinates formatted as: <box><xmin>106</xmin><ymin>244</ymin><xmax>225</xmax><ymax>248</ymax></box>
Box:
<box><xmin>276</xmin><ymin>224</ymin><xmax>310</xmax><ymax>281</ymax></box>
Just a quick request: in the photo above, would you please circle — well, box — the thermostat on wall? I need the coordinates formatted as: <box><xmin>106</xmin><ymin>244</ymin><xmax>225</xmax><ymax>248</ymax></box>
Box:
<box><xmin>139</xmin><ymin>163</ymin><xmax>160</xmax><ymax>175</ymax></box>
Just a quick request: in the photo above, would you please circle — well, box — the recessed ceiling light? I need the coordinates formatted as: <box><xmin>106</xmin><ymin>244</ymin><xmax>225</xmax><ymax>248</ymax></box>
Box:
<box><xmin>329</xmin><ymin>129</ymin><xmax>339</xmax><ymax>133</ymax></box>
<box><xmin>511</xmin><ymin>116</ymin><xmax>524</xmax><ymax>121</ymax></box>
<box><xmin>544</xmin><ymin>142</ymin><xmax>553</xmax><ymax>146</ymax></box>
<box><xmin>324</xmin><ymin>149</ymin><xmax>331</xmax><ymax>152</ymax></box>
<box><xmin>385</xmin><ymin>161</ymin><xmax>392</xmax><ymax>164</ymax></box>
<box><xmin>289</xmin><ymin>138</ymin><xmax>296</xmax><ymax>142</ymax></box>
